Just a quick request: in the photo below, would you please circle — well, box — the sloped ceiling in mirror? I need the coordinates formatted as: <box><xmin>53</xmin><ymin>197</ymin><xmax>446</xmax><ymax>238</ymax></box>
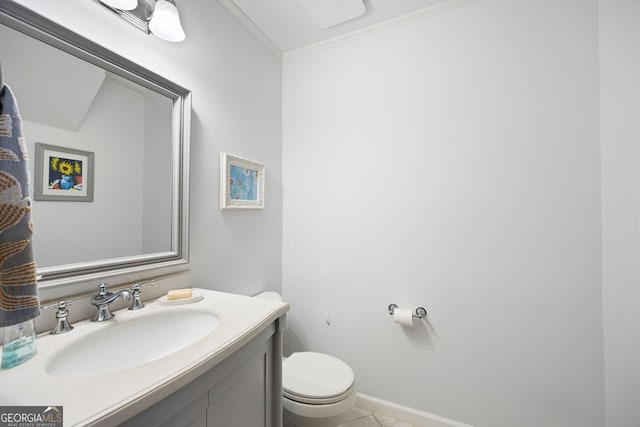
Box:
<box><xmin>0</xmin><ymin>24</ymin><xmax>104</xmax><ymax>131</ymax></box>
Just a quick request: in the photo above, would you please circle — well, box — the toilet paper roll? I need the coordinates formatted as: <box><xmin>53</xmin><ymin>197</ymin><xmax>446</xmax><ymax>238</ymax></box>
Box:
<box><xmin>393</xmin><ymin>308</ymin><xmax>414</xmax><ymax>326</ymax></box>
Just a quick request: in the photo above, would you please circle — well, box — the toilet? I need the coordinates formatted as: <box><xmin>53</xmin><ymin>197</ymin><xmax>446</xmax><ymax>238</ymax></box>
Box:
<box><xmin>255</xmin><ymin>292</ymin><xmax>357</xmax><ymax>427</ymax></box>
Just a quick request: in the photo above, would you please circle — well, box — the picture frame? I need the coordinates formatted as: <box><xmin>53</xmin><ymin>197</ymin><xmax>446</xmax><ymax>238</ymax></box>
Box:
<box><xmin>34</xmin><ymin>143</ymin><xmax>94</xmax><ymax>202</ymax></box>
<box><xmin>220</xmin><ymin>152</ymin><xmax>264</xmax><ymax>210</ymax></box>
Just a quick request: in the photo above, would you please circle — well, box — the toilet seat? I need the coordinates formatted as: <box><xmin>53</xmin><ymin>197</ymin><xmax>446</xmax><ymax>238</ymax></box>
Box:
<box><xmin>284</xmin><ymin>384</ymin><xmax>355</xmax><ymax>404</ymax></box>
<box><xmin>283</xmin><ymin>352</ymin><xmax>355</xmax><ymax>405</ymax></box>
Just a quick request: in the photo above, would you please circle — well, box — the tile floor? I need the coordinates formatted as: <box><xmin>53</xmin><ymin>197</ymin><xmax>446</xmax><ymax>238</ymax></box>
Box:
<box><xmin>337</xmin><ymin>407</ymin><xmax>418</xmax><ymax>427</ymax></box>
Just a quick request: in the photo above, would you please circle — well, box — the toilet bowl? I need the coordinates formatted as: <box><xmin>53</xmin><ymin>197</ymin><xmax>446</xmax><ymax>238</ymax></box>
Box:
<box><xmin>283</xmin><ymin>351</ymin><xmax>357</xmax><ymax>427</ymax></box>
<box><xmin>254</xmin><ymin>292</ymin><xmax>357</xmax><ymax>427</ymax></box>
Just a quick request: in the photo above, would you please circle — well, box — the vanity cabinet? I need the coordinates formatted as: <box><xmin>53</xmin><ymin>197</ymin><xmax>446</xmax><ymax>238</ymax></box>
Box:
<box><xmin>118</xmin><ymin>319</ymin><xmax>283</xmax><ymax>427</ymax></box>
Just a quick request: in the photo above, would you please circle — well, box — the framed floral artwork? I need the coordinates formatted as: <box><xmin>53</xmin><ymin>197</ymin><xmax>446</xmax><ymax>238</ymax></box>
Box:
<box><xmin>220</xmin><ymin>152</ymin><xmax>264</xmax><ymax>210</ymax></box>
<box><xmin>34</xmin><ymin>143</ymin><xmax>94</xmax><ymax>202</ymax></box>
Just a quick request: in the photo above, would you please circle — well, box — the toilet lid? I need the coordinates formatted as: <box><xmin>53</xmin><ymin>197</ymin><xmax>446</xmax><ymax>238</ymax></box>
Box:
<box><xmin>283</xmin><ymin>352</ymin><xmax>355</xmax><ymax>402</ymax></box>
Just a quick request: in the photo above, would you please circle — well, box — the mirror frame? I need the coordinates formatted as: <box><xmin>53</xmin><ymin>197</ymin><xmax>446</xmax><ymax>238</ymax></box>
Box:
<box><xmin>0</xmin><ymin>1</ymin><xmax>191</xmax><ymax>287</ymax></box>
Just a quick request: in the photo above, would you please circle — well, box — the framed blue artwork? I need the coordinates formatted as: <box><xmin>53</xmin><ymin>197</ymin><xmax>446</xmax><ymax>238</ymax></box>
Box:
<box><xmin>220</xmin><ymin>153</ymin><xmax>264</xmax><ymax>210</ymax></box>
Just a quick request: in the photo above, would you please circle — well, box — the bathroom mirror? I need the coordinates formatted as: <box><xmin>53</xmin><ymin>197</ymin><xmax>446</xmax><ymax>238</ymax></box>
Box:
<box><xmin>0</xmin><ymin>3</ymin><xmax>191</xmax><ymax>285</ymax></box>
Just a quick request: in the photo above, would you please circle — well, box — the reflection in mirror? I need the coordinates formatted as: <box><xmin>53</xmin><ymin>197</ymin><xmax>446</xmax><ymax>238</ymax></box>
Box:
<box><xmin>0</xmin><ymin>3</ymin><xmax>190</xmax><ymax>285</ymax></box>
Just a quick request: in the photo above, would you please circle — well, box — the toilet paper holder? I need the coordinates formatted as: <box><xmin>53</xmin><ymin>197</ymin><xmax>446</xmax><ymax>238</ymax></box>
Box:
<box><xmin>388</xmin><ymin>303</ymin><xmax>427</xmax><ymax>319</ymax></box>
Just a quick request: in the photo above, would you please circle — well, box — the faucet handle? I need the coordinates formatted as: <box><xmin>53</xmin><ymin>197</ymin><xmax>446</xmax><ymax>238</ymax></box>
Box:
<box><xmin>41</xmin><ymin>300</ymin><xmax>74</xmax><ymax>335</ymax></box>
<box><xmin>129</xmin><ymin>279</ymin><xmax>155</xmax><ymax>311</ymax></box>
<box><xmin>41</xmin><ymin>299</ymin><xmax>73</xmax><ymax>311</ymax></box>
<box><xmin>130</xmin><ymin>278</ymin><xmax>155</xmax><ymax>292</ymax></box>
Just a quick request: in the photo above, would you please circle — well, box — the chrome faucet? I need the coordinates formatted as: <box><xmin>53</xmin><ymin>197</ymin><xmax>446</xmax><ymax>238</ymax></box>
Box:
<box><xmin>90</xmin><ymin>283</ymin><xmax>132</xmax><ymax>322</ymax></box>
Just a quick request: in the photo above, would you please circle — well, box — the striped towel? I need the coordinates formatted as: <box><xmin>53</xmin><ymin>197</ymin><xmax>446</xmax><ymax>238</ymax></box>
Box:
<box><xmin>0</xmin><ymin>85</ymin><xmax>40</xmax><ymax>327</ymax></box>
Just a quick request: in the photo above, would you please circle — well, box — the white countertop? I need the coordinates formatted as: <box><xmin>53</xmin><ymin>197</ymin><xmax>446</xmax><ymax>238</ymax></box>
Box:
<box><xmin>0</xmin><ymin>288</ymin><xmax>289</xmax><ymax>426</ymax></box>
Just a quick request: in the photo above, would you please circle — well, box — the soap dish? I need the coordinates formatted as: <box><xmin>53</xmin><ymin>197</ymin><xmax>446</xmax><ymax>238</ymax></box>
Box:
<box><xmin>158</xmin><ymin>292</ymin><xmax>203</xmax><ymax>306</ymax></box>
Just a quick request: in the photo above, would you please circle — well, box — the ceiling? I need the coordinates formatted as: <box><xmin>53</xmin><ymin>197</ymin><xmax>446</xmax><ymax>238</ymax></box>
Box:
<box><xmin>218</xmin><ymin>0</ymin><xmax>459</xmax><ymax>55</ymax></box>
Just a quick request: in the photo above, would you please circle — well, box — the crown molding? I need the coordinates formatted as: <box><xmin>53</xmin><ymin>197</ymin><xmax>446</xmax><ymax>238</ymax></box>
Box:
<box><xmin>285</xmin><ymin>0</ymin><xmax>479</xmax><ymax>58</ymax></box>
<box><xmin>217</xmin><ymin>0</ymin><xmax>283</xmax><ymax>59</ymax></box>
<box><xmin>220</xmin><ymin>0</ymin><xmax>478</xmax><ymax>60</ymax></box>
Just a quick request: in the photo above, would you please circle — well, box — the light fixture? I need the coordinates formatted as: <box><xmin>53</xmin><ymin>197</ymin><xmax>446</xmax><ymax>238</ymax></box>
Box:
<box><xmin>99</xmin><ymin>0</ymin><xmax>138</xmax><ymax>11</ymax></box>
<box><xmin>92</xmin><ymin>0</ymin><xmax>186</xmax><ymax>42</ymax></box>
<box><xmin>149</xmin><ymin>0</ymin><xmax>186</xmax><ymax>42</ymax></box>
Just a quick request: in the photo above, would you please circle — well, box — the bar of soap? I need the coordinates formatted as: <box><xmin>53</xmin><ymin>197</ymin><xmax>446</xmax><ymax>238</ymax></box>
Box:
<box><xmin>166</xmin><ymin>288</ymin><xmax>192</xmax><ymax>301</ymax></box>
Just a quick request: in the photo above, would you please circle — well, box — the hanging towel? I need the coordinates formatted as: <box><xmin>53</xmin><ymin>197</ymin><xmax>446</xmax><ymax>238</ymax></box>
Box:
<box><xmin>0</xmin><ymin>85</ymin><xmax>40</xmax><ymax>327</ymax></box>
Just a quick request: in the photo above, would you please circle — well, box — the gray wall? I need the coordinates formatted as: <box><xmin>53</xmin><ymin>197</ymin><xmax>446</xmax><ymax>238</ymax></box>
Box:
<box><xmin>143</xmin><ymin>92</ymin><xmax>172</xmax><ymax>254</ymax></box>
<box><xmin>599</xmin><ymin>0</ymin><xmax>640</xmax><ymax>425</ymax></box>
<box><xmin>282</xmin><ymin>0</ymin><xmax>605</xmax><ymax>426</ymax></box>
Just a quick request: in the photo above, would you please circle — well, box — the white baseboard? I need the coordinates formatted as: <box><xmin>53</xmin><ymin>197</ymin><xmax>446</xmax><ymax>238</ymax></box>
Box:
<box><xmin>355</xmin><ymin>393</ymin><xmax>474</xmax><ymax>427</ymax></box>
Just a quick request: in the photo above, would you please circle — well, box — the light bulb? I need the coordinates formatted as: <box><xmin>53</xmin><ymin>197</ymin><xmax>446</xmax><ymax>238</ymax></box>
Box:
<box><xmin>100</xmin><ymin>0</ymin><xmax>138</xmax><ymax>11</ymax></box>
<box><xmin>149</xmin><ymin>0</ymin><xmax>186</xmax><ymax>42</ymax></box>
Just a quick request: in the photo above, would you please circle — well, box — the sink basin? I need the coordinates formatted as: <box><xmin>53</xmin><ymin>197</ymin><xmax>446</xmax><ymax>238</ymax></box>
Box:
<box><xmin>47</xmin><ymin>310</ymin><xmax>219</xmax><ymax>377</ymax></box>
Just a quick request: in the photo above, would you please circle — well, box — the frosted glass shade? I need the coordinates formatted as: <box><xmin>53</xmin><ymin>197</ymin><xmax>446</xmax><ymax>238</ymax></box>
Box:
<box><xmin>149</xmin><ymin>0</ymin><xmax>186</xmax><ymax>42</ymax></box>
<box><xmin>100</xmin><ymin>0</ymin><xmax>137</xmax><ymax>11</ymax></box>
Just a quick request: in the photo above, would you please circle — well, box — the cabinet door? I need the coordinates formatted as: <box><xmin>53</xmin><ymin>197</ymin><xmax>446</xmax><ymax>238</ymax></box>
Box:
<box><xmin>207</xmin><ymin>351</ymin><xmax>268</xmax><ymax>427</ymax></box>
<box><xmin>184</xmin><ymin>410</ymin><xmax>207</xmax><ymax>427</ymax></box>
<box><xmin>120</xmin><ymin>391</ymin><xmax>208</xmax><ymax>427</ymax></box>
<box><xmin>160</xmin><ymin>393</ymin><xmax>208</xmax><ymax>427</ymax></box>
